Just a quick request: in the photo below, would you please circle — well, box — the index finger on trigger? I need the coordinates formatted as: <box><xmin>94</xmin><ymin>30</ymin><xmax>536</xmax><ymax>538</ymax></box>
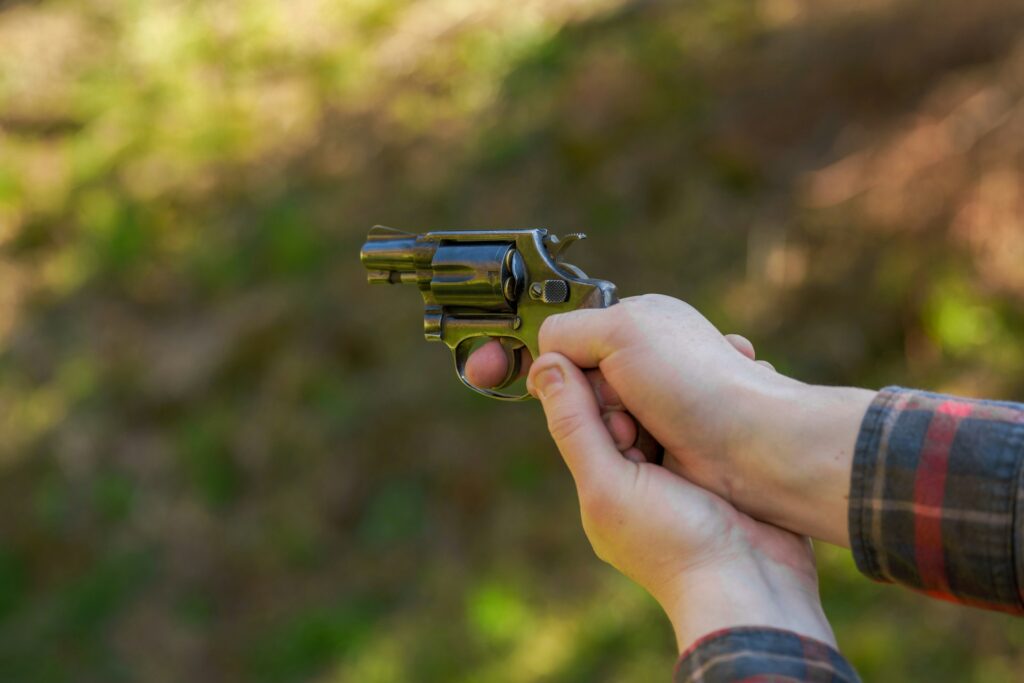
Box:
<box><xmin>464</xmin><ymin>339</ymin><xmax>534</xmax><ymax>388</ymax></box>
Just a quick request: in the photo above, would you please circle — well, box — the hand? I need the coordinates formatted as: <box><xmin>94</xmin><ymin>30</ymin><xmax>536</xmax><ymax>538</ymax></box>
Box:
<box><xmin>468</xmin><ymin>339</ymin><xmax>665</xmax><ymax>464</ymax></box>
<box><xmin>468</xmin><ymin>330</ymin><xmax>765</xmax><ymax>464</ymax></box>
<box><xmin>467</xmin><ymin>294</ymin><xmax>877</xmax><ymax>546</ymax></box>
<box><xmin>522</xmin><ymin>351</ymin><xmax>836</xmax><ymax>652</ymax></box>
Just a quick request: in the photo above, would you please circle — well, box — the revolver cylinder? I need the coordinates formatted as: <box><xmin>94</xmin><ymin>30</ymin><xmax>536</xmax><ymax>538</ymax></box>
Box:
<box><xmin>430</xmin><ymin>243</ymin><xmax>525</xmax><ymax>311</ymax></box>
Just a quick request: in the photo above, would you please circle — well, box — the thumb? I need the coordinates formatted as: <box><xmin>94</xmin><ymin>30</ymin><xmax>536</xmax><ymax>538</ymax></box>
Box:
<box><xmin>527</xmin><ymin>352</ymin><xmax>630</xmax><ymax>493</ymax></box>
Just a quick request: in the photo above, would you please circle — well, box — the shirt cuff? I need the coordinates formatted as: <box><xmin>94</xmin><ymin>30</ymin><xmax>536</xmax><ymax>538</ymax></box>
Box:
<box><xmin>848</xmin><ymin>386</ymin><xmax>1024</xmax><ymax>612</ymax></box>
<box><xmin>674</xmin><ymin>627</ymin><xmax>860</xmax><ymax>682</ymax></box>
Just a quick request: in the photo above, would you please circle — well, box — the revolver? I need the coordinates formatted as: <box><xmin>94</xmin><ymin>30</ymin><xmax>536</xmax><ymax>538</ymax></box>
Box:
<box><xmin>360</xmin><ymin>226</ymin><xmax>618</xmax><ymax>400</ymax></box>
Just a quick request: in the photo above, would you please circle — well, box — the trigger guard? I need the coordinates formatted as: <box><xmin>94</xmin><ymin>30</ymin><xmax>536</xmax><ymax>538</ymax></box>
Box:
<box><xmin>453</xmin><ymin>338</ymin><xmax>531</xmax><ymax>401</ymax></box>
<box><xmin>495</xmin><ymin>339</ymin><xmax>523</xmax><ymax>390</ymax></box>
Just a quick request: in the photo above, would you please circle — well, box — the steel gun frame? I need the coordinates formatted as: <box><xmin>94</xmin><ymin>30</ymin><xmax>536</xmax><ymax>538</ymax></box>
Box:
<box><xmin>360</xmin><ymin>226</ymin><xmax>618</xmax><ymax>400</ymax></box>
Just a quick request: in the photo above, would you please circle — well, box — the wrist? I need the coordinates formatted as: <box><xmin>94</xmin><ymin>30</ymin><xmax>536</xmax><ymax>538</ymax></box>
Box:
<box><xmin>662</xmin><ymin>553</ymin><xmax>835</xmax><ymax>654</ymax></box>
<box><xmin>726</xmin><ymin>376</ymin><xmax>875</xmax><ymax>547</ymax></box>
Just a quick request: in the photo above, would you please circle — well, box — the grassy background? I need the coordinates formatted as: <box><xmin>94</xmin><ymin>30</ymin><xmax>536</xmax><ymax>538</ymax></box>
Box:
<box><xmin>2</xmin><ymin>0</ymin><xmax>1024</xmax><ymax>680</ymax></box>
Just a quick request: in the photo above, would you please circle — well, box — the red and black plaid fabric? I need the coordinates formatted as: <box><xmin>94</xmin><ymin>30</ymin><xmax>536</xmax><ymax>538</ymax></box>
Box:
<box><xmin>849</xmin><ymin>386</ymin><xmax>1024</xmax><ymax>612</ymax></box>
<box><xmin>674</xmin><ymin>386</ymin><xmax>1024</xmax><ymax>680</ymax></box>
<box><xmin>673</xmin><ymin>628</ymin><xmax>860</xmax><ymax>682</ymax></box>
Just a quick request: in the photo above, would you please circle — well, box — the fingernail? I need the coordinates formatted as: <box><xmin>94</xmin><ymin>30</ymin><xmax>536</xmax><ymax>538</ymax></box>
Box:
<box><xmin>531</xmin><ymin>365</ymin><xmax>564</xmax><ymax>399</ymax></box>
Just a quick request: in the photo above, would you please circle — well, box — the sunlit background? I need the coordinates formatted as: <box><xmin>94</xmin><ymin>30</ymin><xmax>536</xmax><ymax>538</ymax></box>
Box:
<box><xmin>2</xmin><ymin>0</ymin><xmax>1024</xmax><ymax>681</ymax></box>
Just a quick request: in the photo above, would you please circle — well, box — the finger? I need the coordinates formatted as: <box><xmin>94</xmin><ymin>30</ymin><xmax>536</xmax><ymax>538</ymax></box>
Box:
<box><xmin>464</xmin><ymin>339</ymin><xmax>508</xmax><ymax>388</ymax></box>
<box><xmin>724</xmin><ymin>333</ymin><xmax>756</xmax><ymax>361</ymax></box>
<box><xmin>602</xmin><ymin>410</ymin><xmax>637</xmax><ymax>451</ymax></box>
<box><xmin>756</xmin><ymin>359</ymin><xmax>776</xmax><ymax>372</ymax></box>
<box><xmin>632</xmin><ymin>423</ymin><xmax>665</xmax><ymax>465</ymax></box>
<box><xmin>585</xmin><ymin>367</ymin><xmax>662</xmax><ymax>462</ymax></box>
<box><xmin>622</xmin><ymin>447</ymin><xmax>646</xmax><ymax>464</ymax></box>
<box><xmin>464</xmin><ymin>339</ymin><xmax>534</xmax><ymax>388</ymax></box>
<box><xmin>537</xmin><ymin>307</ymin><xmax>620</xmax><ymax>368</ymax></box>
<box><xmin>584</xmin><ymin>369</ymin><xmax>624</xmax><ymax>411</ymax></box>
<box><xmin>527</xmin><ymin>353</ymin><xmax>630</xmax><ymax>489</ymax></box>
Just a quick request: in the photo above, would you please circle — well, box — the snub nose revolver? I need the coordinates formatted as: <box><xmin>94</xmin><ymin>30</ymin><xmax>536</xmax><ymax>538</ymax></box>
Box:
<box><xmin>360</xmin><ymin>226</ymin><xmax>618</xmax><ymax>400</ymax></box>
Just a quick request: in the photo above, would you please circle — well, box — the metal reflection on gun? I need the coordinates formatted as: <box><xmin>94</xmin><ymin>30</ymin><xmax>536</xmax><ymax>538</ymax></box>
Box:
<box><xmin>360</xmin><ymin>226</ymin><xmax>617</xmax><ymax>400</ymax></box>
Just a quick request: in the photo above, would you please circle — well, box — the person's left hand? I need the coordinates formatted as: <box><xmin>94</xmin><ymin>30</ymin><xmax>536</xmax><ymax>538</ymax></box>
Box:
<box><xmin>508</xmin><ymin>349</ymin><xmax>835</xmax><ymax>651</ymax></box>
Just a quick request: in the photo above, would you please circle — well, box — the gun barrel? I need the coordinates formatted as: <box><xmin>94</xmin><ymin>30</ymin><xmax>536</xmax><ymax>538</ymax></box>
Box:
<box><xmin>360</xmin><ymin>225</ymin><xmax>428</xmax><ymax>284</ymax></box>
<box><xmin>360</xmin><ymin>225</ymin><xmax>418</xmax><ymax>270</ymax></box>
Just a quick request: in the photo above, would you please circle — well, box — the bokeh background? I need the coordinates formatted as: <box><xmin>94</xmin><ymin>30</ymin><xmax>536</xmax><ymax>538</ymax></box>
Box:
<box><xmin>2</xmin><ymin>0</ymin><xmax>1024</xmax><ymax>681</ymax></box>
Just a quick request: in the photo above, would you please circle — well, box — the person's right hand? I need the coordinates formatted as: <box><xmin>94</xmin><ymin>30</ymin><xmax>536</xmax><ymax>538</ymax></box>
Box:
<box><xmin>467</xmin><ymin>294</ymin><xmax>876</xmax><ymax>546</ymax></box>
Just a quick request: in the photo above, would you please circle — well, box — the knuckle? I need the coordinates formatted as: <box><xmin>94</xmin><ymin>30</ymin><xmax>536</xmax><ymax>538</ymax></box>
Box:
<box><xmin>538</xmin><ymin>312</ymin><xmax>576</xmax><ymax>353</ymax></box>
<box><xmin>627</xmin><ymin>292</ymin><xmax>671</xmax><ymax>309</ymax></box>
<box><xmin>545</xmin><ymin>408</ymin><xmax>586</xmax><ymax>443</ymax></box>
<box><xmin>606</xmin><ymin>303</ymin><xmax>645</xmax><ymax>348</ymax></box>
<box><xmin>537</xmin><ymin>317</ymin><xmax>559</xmax><ymax>353</ymax></box>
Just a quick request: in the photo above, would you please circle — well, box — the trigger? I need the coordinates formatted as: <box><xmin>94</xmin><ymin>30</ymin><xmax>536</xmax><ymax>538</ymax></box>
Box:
<box><xmin>495</xmin><ymin>339</ymin><xmax>524</xmax><ymax>389</ymax></box>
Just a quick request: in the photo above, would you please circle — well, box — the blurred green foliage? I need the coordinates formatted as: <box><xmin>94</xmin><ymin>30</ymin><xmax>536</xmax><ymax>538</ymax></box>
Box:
<box><xmin>2</xmin><ymin>0</ymin><xmax>1024</xmax><ymax>680</ymax></box>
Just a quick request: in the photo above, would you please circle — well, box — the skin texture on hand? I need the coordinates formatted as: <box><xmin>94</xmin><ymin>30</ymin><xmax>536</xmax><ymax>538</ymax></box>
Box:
<box><xmin>465</xmin><ymin>294</ymin><xmax>876</xmax><ymax>547</ymax></box>
<box><xmin>467</xmin><ymin>330</ymin><xmax>766</xmax><ymax>460</ymax></box>
<box><xmin>522</xmin><ymin>351</ymin><xmax>837</xmax><ymax>652</ymax></box>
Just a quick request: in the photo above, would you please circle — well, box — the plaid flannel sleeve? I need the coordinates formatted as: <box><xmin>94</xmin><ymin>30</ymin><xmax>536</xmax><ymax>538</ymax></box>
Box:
<box><xmin>849</xmin><ymin>386</ymin><xmax>1024</xmax><ymax>612</ymax></box>
<box><xmin>673</xmin><ymin>628</ymin><xmax>861</xmax><ymax>682</ymax></box>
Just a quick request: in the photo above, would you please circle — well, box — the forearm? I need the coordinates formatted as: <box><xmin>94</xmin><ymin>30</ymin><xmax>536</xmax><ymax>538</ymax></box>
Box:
<box><xmin>664</xmin><ymin>555</ymin><xmax>836</xmax><ymax>653</ymax></box>
<box><xmin>729</xmin><ymin>377</ymin><xmax>876</xmax><ymax>548</ymax></box>
<box><xmin>665</xmin><ymin>554</ymin><xmax>861</xmax><ymax>683</ymax></box>
<box><xmin>734</xmin><ymin>380</ymin><xmax>1024</xmax><ymax>614</ymax></box>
